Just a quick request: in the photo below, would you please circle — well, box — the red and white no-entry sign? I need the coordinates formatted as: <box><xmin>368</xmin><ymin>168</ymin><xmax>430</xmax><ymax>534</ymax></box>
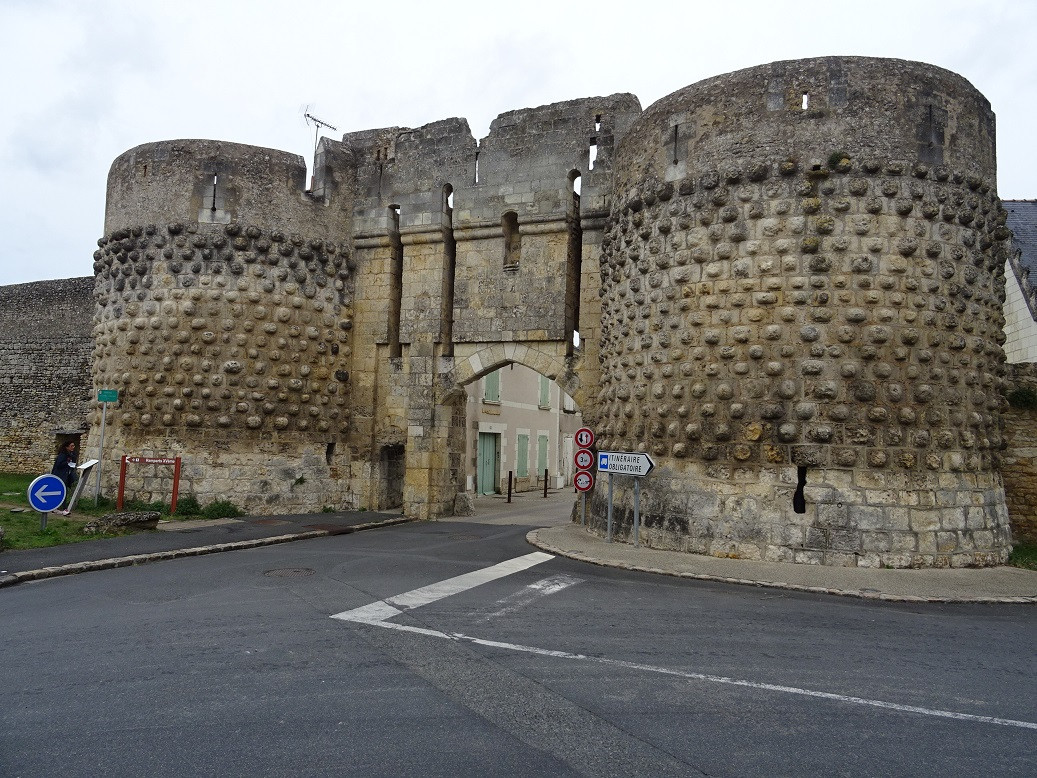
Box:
<box><xmin>574</xmin><ymin>470</ymin><xmax>594</xmax><ymax>492</ymax></box>
<box><xmin>575</xmin><ymin>427</ymin><xmax>595</xmax><ymax>449</ymax></box>
<box><xmin>574</xmin><ymin>449</ymin><xmax>594</xmax><ymax>470</ymax></box>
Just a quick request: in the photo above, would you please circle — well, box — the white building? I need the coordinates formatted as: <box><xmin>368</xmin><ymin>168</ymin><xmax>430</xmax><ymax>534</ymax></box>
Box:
<box><xmin>1003</xmin><ymin>200</ymin><xmax>1037</xmax><ymax>362</ymax></box>
<box><xmin>464</xmin><ymin>364</ymin><xmax>582</xmax><ymax>494</ymax></box>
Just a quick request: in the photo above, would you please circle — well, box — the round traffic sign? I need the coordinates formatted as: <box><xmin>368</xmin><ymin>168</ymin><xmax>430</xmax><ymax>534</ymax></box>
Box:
<box><xmin>27</xmin><ymin>474</ymin><xmax>67</xmax><ymax>513</ymax></box>
<box><xmin>574</xmin><ymin>470</ymin><xmax>594</xmax><ymax>492</ymax></box>
<box><xmin>574</xmin><ymin>449</ymin><xmax>594</xmax><ymax>470</ymax></box>
<box><xmin>575</xmin><ymin>427</ymin><xmax>595</xmax><ymax>449</ymax></box>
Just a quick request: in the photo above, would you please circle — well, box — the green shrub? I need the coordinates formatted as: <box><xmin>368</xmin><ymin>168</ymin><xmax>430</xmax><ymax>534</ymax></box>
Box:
<box><xmin>175</xmin><ymin>494</ymin><xmax>202</xmax><ymax>516</ymax></box>
<box><xmin>1009</xmin><ymin>542</ymin><xmax>1037</xmax><ymax>571</ymax></box>
<box><xmin>202</xmin><ymin>500</ymin><xmax>243</xmax><ymax>519</ymax></box>
<box><xmin>1007</xmin><ymin>386</ymin><xmax>1037</xmax><ymax>410</ymax></box>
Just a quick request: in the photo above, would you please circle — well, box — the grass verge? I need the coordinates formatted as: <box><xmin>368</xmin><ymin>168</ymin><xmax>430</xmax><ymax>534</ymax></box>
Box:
<box><xmin>1008</xmin><ymin>542</ymin><xmax>1037</xmax><ymax>571</ymax></box>
<box><xmin>1</xmin><ymin>513</ymin><xmax>137</xmax><ymax>551</ymax></box>
<box><xmin>1</xmin><ymin>471</ymin><xmax>244</xmax><ymax>551</ymax></box>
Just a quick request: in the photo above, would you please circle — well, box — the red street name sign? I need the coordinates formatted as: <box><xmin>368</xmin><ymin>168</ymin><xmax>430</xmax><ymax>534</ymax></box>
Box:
<box><xmin>127</xmin><ymin>457</ymin><xmax>177</xmax><ymax>465</ymax></box>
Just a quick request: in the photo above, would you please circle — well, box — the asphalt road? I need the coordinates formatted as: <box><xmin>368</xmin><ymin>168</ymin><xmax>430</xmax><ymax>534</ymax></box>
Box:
<box><xmin>2</xmin><ymin>510</ymin><xmax>1035</xmax><ymax>777</ymax></box>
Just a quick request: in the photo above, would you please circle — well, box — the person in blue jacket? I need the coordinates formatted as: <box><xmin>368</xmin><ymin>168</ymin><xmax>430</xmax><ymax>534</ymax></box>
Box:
<box><xmin>51</xmin><ymin>440</ymin><xmax>78</xmax><ymax>513</ymax></box>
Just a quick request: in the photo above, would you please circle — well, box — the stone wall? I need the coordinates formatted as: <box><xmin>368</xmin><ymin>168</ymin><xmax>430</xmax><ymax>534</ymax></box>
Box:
<box><xmin>593</xmin><ymin>58</ymin><xmax>1012</xmax><ymax>567</ymax></box>
<box><xmin>1003</xmin><ymin>363</ymin><xmax>1037</xmax><ymax>543</ymax></box>
<box><xmin>0</xmin><ymin>278</ymin><xmax>94</xmax><ymax>474</ymax></box>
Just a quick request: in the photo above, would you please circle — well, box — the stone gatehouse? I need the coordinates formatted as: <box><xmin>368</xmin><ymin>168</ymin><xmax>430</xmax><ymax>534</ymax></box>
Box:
<box><xmin>1</xmin><ymin>56</ymin><xmax>1029</xmax><ymax>567</ymax></box>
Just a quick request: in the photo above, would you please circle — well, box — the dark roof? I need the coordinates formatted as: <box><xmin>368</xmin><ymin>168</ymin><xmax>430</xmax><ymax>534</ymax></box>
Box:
<box><xmin>1006</xmin><ymin>200</ymin><xmax>1037</xmax><ymax>286</ymax></box>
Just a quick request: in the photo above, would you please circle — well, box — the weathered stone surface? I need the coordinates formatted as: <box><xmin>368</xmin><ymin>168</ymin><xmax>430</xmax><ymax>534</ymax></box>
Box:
<box><xmin>83</xmin><ymin>511</ymin><xmax>161</xmax><ymax>534</ymax></box>
<box><xmin>452</xmin><ymin>492</ymin><xmax>475</xmax><ymax>516</ymax></box>
<box><xmin>0</xmin><ymin>278</ymin><xmax>94</xmax><ymax>473</ymax></box>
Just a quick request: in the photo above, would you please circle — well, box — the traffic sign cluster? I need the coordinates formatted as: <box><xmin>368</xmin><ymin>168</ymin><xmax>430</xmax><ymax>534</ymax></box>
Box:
<box><xmin>574</xmin><ymin>427</ymin><xmax>595</xmax><ymax>492</ymax></box>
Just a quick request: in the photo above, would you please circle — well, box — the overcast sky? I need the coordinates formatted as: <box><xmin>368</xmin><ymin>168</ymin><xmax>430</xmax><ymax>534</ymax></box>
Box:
<box><xmin>1</xmin><ymin>0</ymin><xmax>1034</xmax><ymax>287</ymax></box>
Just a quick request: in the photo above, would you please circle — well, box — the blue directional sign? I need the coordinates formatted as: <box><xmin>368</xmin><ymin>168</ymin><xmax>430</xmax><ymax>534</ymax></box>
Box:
<box><xmin>597</xmin><ymin>451</ymin><xmax>655</xmax><ymax>477</ymax></box>
<box><xmin>27</xmin><ymin>474</ymin><xmax>67</xmax><ymax>513</ymax></box>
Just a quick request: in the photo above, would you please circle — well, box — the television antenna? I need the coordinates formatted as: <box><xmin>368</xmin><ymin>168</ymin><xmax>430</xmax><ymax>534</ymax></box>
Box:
<box><xmin>304</xmin><ymin>109</ymin><xmax>338</xmax><ymax>155</ymax></box>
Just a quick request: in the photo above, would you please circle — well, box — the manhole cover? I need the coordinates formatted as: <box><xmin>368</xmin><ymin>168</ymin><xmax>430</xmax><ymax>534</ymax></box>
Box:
<box><xmin>263</xmin><ymin>568</ymin><xmax>316</xmax><ymax>579</ymax></box>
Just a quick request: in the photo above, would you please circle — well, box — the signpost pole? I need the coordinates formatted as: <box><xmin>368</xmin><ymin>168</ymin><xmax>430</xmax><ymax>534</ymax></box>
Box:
<box><xmin>633</xmin><ymin>477</ymin><xmax>641</xmax><ymax>548</ymax></box>
<box><xmin>171</xmin><ymin>457</ymin><xmax>182</xmax><ymax>514</ymax></box>
<box><xmin>581</xmin><ymin>492</ymin><xmax>586</xmax><ymax>526</ymax></box>
<box><xmin>94</xmin><ymin>400</ymin><xmax>107</xmax><ymax>506</ymax></box>
<box><xmin>606</xmin><ymin>473</ymin><xmax>614</xmax><ymax>543</ymax></box>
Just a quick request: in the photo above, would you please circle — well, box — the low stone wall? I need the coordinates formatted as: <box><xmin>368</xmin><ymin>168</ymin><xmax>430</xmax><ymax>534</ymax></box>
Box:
<box><xmin>1002</xmin><ymin>363</ymin><xmax>1037</xmax><ymax>544</ymax></box>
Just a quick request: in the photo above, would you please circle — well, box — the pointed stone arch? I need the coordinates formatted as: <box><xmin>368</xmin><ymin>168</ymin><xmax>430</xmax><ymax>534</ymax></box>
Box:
<box><xmin>448</xmin><ymin>343</ymin><xmax>580</xmax><ymax>400</ymax></box>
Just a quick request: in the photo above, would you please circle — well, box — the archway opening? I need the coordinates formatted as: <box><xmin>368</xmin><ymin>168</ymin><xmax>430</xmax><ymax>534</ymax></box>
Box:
<box><xmin>460</xmin><ymin>361</ymin><xmax>583</xmax><ymax>500</ymax></box>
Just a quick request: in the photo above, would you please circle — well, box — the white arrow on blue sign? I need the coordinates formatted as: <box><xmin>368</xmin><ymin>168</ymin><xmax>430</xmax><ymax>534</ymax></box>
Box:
<box><xmin>597</xmin><ymin>451</ymin><xmax>655</xmax><ymax>477</ymax></box>
<box><xmin>27</xmin><ymin>474</ymin><xmax>67</xmax><ymax>513</ymax></box>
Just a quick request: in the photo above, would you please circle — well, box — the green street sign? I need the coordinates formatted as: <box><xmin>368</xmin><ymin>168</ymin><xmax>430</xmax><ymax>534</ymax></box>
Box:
<box><xmin>98</xmin><ymin>389</ymin><xmax>119</xmax><ymax>403</ymax></box>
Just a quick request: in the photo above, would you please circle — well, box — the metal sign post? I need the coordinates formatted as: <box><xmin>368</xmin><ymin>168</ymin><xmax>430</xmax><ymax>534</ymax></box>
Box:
<box><xmin>95</xmin><ymin>389</ymin><xmax>118</xmax><ymax>505</ymax></box>
<box><xmin>573</xmin><ymin>431</ymin><xmax>595</xmax><ymax>529</ymax></box>
<box><xmin>633</xmin><ymin>478</ymin><xmax>641</xmax><ymax>547</ymax></box>
<box><xmin>598</xmin><ymin>451</ymin><xmax>654</xmax><ymax>545</ymax></box>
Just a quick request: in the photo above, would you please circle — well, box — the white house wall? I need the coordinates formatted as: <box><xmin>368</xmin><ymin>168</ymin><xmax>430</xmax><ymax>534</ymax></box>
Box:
<box><xmin>1003</xmin><ymin>260</ymin><xmax>1037</xmax><ymax>363</ymax></box>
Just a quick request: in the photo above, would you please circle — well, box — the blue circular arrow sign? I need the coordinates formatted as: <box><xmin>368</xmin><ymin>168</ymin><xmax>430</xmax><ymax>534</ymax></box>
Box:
<box><xmin>27</xmin><ymin>474</ymin><xmax>67</xmax><ymax>513</ymax></box>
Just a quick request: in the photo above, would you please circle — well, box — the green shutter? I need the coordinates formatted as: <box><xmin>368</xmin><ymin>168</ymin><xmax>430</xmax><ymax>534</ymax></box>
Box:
<box><xmin>484</xmin><ymin>370</ymin><xmax>500</xmax><ymax>402</ymax></box>
<box><xmin>517</xmin><ymin>434</ymin><xmax>529</xmax><ymax>478</ymax></box>
<box><xmin>539</xmin><ymin>375</ymin><xmax>550</xmax><ymax>408</ymax></box>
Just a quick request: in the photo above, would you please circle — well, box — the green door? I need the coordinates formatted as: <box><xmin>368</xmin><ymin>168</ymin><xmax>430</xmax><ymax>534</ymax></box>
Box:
<box><xmin>478</xmin><ymin>432</ymin><xmax>500</xmax><ymax>495</ymax></box>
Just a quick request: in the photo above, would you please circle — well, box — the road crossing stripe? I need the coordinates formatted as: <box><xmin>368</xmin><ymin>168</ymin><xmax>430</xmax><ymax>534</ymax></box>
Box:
<box><xmin>331</xmin><ymin>551</ymin><xmax>554</xmax><ymax>623</ymax></box>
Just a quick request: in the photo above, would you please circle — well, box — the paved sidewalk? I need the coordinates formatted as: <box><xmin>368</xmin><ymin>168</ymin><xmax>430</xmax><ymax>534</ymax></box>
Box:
<box><xmin>527</xmin><ymin>523</ymin><xmax>1037</xmax><ymax>604</ymax></box>
<box><xmin>0</xmin><ymin>510</ymin><xmax>410</xmax><ymax>588</ymax></box>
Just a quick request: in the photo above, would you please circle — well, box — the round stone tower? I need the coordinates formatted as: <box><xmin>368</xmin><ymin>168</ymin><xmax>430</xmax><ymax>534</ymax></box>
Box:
<box><xmin>593</xmin><ymin>57</ymin><xmax>1014</xmax><ymax>567</ymax></box>
<box><xmin>91</xmin><ymin>139</ymin><xmax>358</xmax><ymax>513</ymax></box>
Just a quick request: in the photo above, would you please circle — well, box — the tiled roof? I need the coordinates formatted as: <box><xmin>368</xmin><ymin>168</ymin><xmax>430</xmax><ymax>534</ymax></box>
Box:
<box><xmin>1006</xmin><ymin>200</ymin><xmax>1037</xmax><ymax>285</ymax></box>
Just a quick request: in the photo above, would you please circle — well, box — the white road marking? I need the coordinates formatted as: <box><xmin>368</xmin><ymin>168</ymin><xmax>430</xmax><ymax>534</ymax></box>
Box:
<box><xmin>331</xmin><ymin>551</ymin><xmax>554</xmax><ymax>622</ymax></box>
<box><xmin>476</xmin><ymin>574</ymin><xmax>583</xmax><ymax>622</ymax></box>
<box><xmin>356</xmin><ymin>619</ymin><xmax>1037</xmax><ymax>731</ymax></box>
<box><xmin>331</xmin><ymin>552</ymin><xmax>1037</xmax><ymax>732</ymax></box>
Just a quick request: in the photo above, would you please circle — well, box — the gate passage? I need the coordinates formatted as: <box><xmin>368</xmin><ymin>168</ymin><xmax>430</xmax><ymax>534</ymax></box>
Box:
<box><xmin>116</xmin><ymin>455</ymin><xmax>182</xmax><ymax>513</ymax></box>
